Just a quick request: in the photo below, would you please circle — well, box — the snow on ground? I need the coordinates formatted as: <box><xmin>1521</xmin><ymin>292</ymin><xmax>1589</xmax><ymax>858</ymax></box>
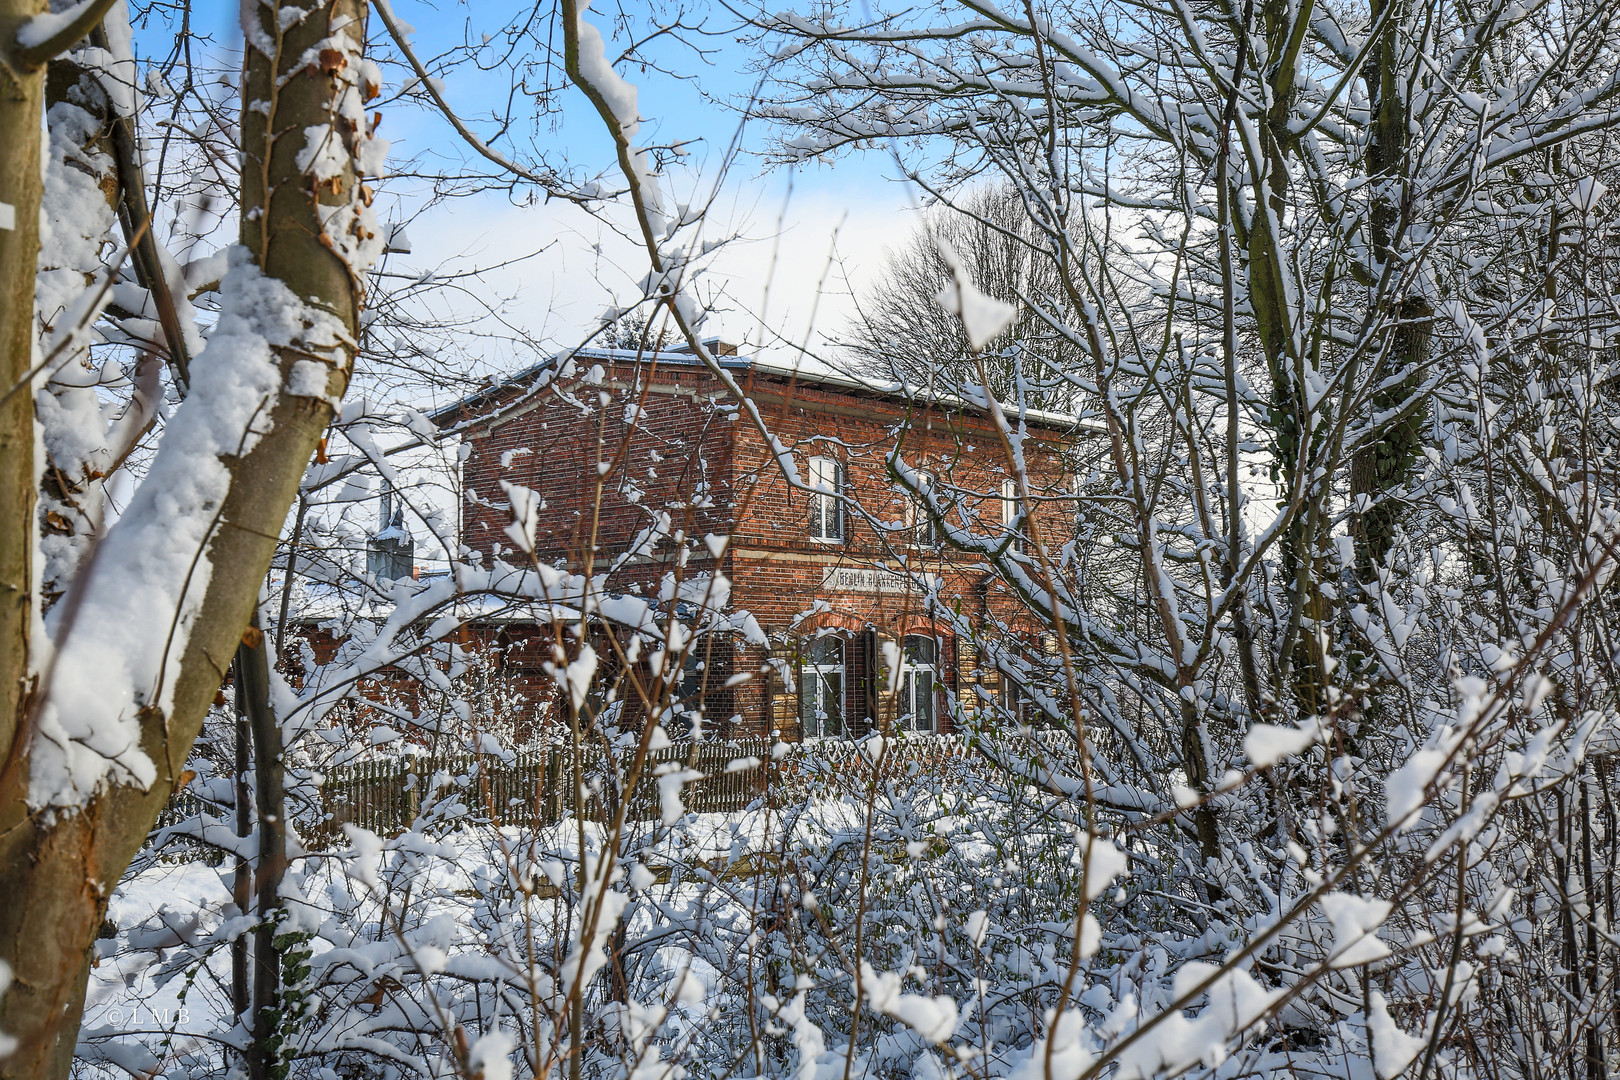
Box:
<box><xmin>85</xmin><ymin>862</ymin><xmax>235</xmax><ymax>1050</ymax></box>
<box><xmin>90</xmin><ymin>798</ymin><xmax>869</xmax><ymax>1046</ymax></box>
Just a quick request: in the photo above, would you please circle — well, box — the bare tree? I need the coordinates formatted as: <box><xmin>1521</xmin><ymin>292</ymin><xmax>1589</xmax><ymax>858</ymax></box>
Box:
<box><xmin>844</xmin><ymin>184</ymin><xmax>1077</xmax><ymax>408</ymax></box>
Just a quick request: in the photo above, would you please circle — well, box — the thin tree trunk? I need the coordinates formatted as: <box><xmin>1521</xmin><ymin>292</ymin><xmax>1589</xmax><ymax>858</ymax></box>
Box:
<box><xmin>1580</xmin><ymin>771</ymin><xmax>1602</xmax><ymax>1080</ymax></box>
<box><xmin>238</xmin><ymin>623</ymin><xmax>285</xmax><ymax>1080</ymax></box>
<box><xmin>87</xmin><ymin>25</ymin><xmax>191</xmax><ymax>392</ymax></box>
<box><xmin>232</xmin><ymin>652</ymin><xmax>253</xmax><ymax>1031</ymax></box>
<box><xmin>1351</xmin><ymin>0</ymin><xmax>1425</xmax><ymax>584</ymax></box>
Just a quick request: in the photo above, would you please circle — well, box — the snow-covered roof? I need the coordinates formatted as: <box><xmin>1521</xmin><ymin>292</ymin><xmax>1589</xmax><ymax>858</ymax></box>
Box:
<box><xmin>430</xmin><ymin>341</ymin><xmax>1101</xmax><ymax>435</ymax></box>
<box><xmin>284</xmin><ymin>573</ymin><xmax>599</xmax><ymax>626</ymax></box>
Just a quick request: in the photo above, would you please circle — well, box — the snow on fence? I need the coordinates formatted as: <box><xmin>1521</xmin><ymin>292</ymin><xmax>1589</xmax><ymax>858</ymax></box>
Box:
<box><xmin>145</xmin><ymin>733</ymin><xmax>1014</xmax><ymax>860</ymax></box>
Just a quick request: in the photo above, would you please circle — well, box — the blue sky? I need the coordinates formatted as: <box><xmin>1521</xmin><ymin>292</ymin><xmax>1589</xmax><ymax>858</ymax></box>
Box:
<box><xmin>130</xmin><ymin>1</ymin><xmax>927</xmax><ymax>379</ymax></box>
<box><xmin>360</xmin><ymin>1</ymin><xmax>924</xmax><ymax>370</ymax></box>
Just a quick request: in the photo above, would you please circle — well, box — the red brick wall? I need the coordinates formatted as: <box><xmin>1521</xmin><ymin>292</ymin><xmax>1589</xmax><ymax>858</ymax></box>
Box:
<box><xmin>288</xmin><ymin>623</ymin><xmax>560</xmax><ymax>746</ymax></box>
<box><xmin>445</xmin><ymin>358</ymin><xmax>1078</xmax><ymax>740</ymax></box>
<box><xmin>454</xmin><ymin>365</ymin><xmax>736</xmax><ymax>565</ymax></box>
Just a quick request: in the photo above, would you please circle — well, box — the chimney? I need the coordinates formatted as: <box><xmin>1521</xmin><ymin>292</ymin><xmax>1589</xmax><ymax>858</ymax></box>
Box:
<box><xmin>672</xmin><ymin>336</ymin><xmax>739</xmax><ymax>357</ymax></box>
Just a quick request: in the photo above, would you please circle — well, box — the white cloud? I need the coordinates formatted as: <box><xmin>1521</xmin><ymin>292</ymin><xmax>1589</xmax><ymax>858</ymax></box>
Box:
<box><xmin>385</xmin><ymin>167</ymin><xmax>920</xmax><ymax>371</ymax></box>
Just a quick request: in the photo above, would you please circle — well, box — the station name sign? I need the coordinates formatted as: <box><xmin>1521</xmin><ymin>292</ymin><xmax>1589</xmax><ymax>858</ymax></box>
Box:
<box><xmin>821</xmin><ymin>567</ymin><xmax>937</xmax><ymax>593</ymax></box>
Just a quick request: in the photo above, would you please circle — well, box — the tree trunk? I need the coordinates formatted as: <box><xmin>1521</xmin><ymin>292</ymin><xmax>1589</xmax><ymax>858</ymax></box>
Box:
<box><xmin>239</xmin><ymin>625</ymin><xmax>286</xmax><ymax>1080</ymax></box>
<box><xmin>0</xmin><ymin>4</ymin><xmax>373</xmax><ymax>1077</ymax></box>
<box><xmin>87</xmin><ymin>24</ymin><xmax>192</xmax><ymax>393</ymax></box>
<box><xmin>1350</xmin><ymin>299</ymin><xmax>1431</xmax><ymax>579</ymax></box>
<box><xmin>1351</xmin><ymin>0</ymin><xmax>1426</xmax><ymax>583</ymax></box>
<box><xmin>1343</xmin><ymin>0</ymin><xmax>1427</xmax><ymax>739</ymax></box>
<box><xmin>0</xmin><ymin>0</ymin><xmax>47</xmax><ymax>911</ymax></box>
<box><xmin>232</xmin><ymin>653</ymin><xmax>253</xmax><ymax>1033</ymax></box>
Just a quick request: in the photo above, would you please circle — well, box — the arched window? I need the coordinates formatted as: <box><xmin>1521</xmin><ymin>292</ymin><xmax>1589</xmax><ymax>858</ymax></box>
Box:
<box><xmin>800</xmin><ymin>636</ymin><xmax>845</xmax><ymax>738</ymax></box>
<box><xmin>898</xmin><ymin>635</ymin><xmax>937</xmax><ymax>732</ymax></box>
<box><xmin>808</xmin><ymin>456</ymin><xmax>844</xmax><ymax>542</ymax></box>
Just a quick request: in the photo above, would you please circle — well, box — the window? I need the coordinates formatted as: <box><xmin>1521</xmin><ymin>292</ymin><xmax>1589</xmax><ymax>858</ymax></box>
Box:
<box><xmin>800</xmin><ymin>636</ymin><xmax>845</xmax><ymax>738</ymax></box>
<box><xmin>999</xmin><ymin>676</ymin><xmax>1032</xmax><ymax>726</ymax></box>
<box><xmin>808</xmin><ymin>456</ymin><xmax>844</xmax><ymax>541</ymax></box>
<box><xmin>671</xmin><ymin>652</ymin><xmax>704</xmax><ymax>736</ymax></box>
<box><xmin>898</xmin><ymin>635</ymin><xmax>937</xmax><ymax>733</ymax></box>
<box><xmin>1001</xmin><ymin>478</ymin><xmax>1024</xmax><ymax>552</ymax></box>
<box><xmin>909</xmin><ymin>470</ymin><xmax>938</xmax><ymax>545</ymax></box>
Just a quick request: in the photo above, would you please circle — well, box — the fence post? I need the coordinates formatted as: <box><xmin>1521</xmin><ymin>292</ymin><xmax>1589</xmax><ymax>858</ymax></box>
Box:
<box><xmin>404</xmin><ymin>757</ymin><xmax>420</xmax><ymax>834</ymax></box>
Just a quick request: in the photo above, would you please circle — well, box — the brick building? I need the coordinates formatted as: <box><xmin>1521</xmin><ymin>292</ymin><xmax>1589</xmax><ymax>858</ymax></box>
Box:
<box><xmin>433</xmin><ymin>341</ymin><xmax>1085</xmax><ymax>741</ymax></box>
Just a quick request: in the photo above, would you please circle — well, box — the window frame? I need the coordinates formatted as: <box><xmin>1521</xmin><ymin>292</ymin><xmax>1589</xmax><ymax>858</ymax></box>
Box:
<box><xmin>799</xmin><ymin>635</ymin><xmax>846</xmax><ymax>739</ymax></box>
<box><xmin>1000</xmin><ymin>478</ymin><xmax>1024</xmax><ymax>552</ymax></box>
<box><xmin>897</xmin><ymin>634</ymin><xmax>939</xmax><ymax>733</ymax></box>
<box><xmin>807</xmin><ymin>455</ymin><xmax>845</xmax><ymax>543</ymax></box>
<box><xmin>909</xmin><ymin>470</ymin><xmax>939</xmax><ymax>546</ymax></box>
<box><xmin>999</xmin><ymin>674</ymin><xmax>1032</xmax><ymax>727</ymax></box>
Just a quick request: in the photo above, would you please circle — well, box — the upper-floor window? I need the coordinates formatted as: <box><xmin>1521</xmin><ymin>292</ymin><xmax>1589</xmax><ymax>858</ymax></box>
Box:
<box><xmin>800</xmin><ymin>635</ymin><xmax>845</xmax><ymax>738</ymax></box>
<box><xmin>909</xmin><ymin>470</ymin><xmax>938</xmax><ymax>546</ymax></box>
<box><xmin>898</xmin><ymin>635</ymin><xmax>938</xmax><ymax>732</ymax></box>
<box><xmin>1001</xmin><ymin>478</ymin><xmax>1024</xmax><ymax>552</ymax></box>
<box><xmin>808</xmin><ymin>456</ymin><xmax>844</xmax><ymax>542</ymax></box>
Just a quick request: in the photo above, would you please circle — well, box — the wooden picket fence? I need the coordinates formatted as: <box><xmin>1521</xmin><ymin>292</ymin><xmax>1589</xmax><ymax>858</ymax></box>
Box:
<box><xmin>308</xmin><ymin>738</ymin><xmax>777</xmax><ymax>846</ymax></box>
<box><xmin>144</xmin><ymin>732</ymin><xmax>1024</xmax><ymax>860</ymax></box>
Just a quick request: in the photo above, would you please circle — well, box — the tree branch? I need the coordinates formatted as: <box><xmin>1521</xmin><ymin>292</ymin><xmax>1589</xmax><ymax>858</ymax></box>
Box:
<box><xmin>11</xmin><ymin>0</ymin><xmax>118</xmax><ymax>70</ymax></box>
<box><xmin>373</xmin><ymin>0</ymin><xmax>592</xmax><ymax>205</ymax></box>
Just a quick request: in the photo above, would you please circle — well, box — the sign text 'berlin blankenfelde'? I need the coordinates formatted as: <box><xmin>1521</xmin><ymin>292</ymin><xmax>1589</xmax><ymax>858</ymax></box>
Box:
<box><xmin>821</xmin><ymin>567</ymin><xmax>937</xmax><ymax>593</ymax></box>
